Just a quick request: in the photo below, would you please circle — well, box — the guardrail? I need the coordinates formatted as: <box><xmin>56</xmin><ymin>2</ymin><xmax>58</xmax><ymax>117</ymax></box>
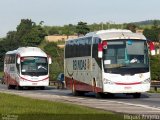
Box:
<box><xmin>49</xmin><ymin>80</ymin><xmax>160</xmax><ymax>91</ymax></box>
<box><xmin>49</xmin><ymin>80</ymin><xmax>64</xmax><ymax>89</ymax></box>
<box><xmin>151</xmin><ymin>81</ymin><xmax>160</xmax><ymax>91</ymax></box>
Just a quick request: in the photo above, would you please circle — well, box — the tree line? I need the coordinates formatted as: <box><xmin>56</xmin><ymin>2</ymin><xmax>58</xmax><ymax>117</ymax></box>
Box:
<box><xmin>0</xmin><ymin>19</ymin><xmax>46</xmax><ymax>71</ymax></box>
<box><xmin>44</xmin><ymin>20</ymin><xmax>160</xmax><ymax>42</ymax></box>
<box><xmin>0</xmin><ymin>19</ymin><xmax>160</xmax><ymax>80</ymax></box>
<box><xmin>0</xmin><ymin>19</ymin><xmax>90</xmax><ymax>79</ymax></box>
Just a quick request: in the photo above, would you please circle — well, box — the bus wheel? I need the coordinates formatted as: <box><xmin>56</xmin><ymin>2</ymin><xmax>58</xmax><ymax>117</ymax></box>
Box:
<box><xmin>16</xmin><ymin>86</ymin><xmax>23</xmax><ymax>90</ymax></box>
<box><xmin>40</xmin><ymin>86</ymin><xmax>45</xmax><ymax>90</ymax></box>
<box><xmin>95</xmin><ymin>92</ymin><xmax>104</xmax><ymax>98</ymax></box>
<box><xmin>106</xmin><ymin>93</ymin><xmax>114</xmax><ymax>98</ymax></box>
<box><xmin>133</xmin><ymin>93</ymin><xmax>141</xmax><ymax>98</ymax></box>
<box><xmin>7</xmin><ymin>84</ymin><xmax>12</xmax><ymax>89</ymax></box>
<box><xmin>7</xmin><ymin>85</ymin><xmax>16</xmax><ymax>89</ymax></box>
<box><xmin>93</xmin><ymin>80</ymin><xmax>103</xmax><ymax>98</ymax></box>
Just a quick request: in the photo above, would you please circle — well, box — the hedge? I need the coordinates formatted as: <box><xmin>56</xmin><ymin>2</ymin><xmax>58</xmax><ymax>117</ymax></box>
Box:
<box><xmin>150</xmin><ymin>55</ymin><xmax>160</xmax><ymax>80</ymax></box>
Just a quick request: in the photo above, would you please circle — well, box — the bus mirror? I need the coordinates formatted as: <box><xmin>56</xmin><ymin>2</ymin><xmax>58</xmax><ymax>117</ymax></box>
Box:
<box><xmin>148</xmin><ymin>41</ymin><xmax>155</xmax><ymax>55</ymax></box>
<box><xmin>98</xmin><ymin>43</ymin><xmax>103</xmax><ymax>58</ymax></box>
<box><xmin>48</xmin><ymin>57</ymin><xmax>52</xmax><ymax>64</ymax></box>
<box><xmin>17</xmin><ymin>57</ymin><xmax>20</xmax><ymax>64</ymax></box>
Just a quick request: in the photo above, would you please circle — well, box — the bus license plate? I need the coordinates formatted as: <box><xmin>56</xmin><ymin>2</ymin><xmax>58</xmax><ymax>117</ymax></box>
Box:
<box><xmin>32</xmin><ymin>83</ymin><xmax>37</xmax><ymax>86</ymax></box>
<box><xmin>124</xmin><ymin>86</ymin><xmax>132</xmax><ymax>89</ymax></box>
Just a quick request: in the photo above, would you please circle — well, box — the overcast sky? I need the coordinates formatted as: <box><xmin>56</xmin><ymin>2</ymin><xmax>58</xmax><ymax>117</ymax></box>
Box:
<box><xmin>0</xmin><ymin>0</ymin><xmax>160</xmax><ymax>37</ymax></box>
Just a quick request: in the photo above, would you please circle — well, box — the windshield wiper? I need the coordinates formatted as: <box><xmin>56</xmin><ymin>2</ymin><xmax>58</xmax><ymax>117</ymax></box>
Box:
<box><xmin>105</xmin><ymin>64</ymin><xmax>126</xmax><ymax>68</ymax></box>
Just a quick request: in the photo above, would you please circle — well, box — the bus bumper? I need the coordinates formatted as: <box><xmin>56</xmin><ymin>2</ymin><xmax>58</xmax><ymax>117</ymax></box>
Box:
<box><xmin>103</xmin><ymin>83</ymin><xmax>150</xmax><ymax>93</ymax></box>
<box><xmin>19</xmin><ymin>80</ymin><xmax>49</xmax><ymax>87</ymax></box>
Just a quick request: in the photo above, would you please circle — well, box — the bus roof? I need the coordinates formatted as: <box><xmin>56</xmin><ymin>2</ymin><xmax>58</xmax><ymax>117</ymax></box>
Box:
<box><xmin>66</xmin><ymin>29</ymin><xmax>146</xmax><ymax>42</ymax></box>
<box><xmin>86</xmin><ymin>29</ymin><xmax>146</xmax><ymax>41</ymax></box>
<box><xmin>6</xmin><ymin>47</ymin><xmax>47</xmax><ymax>57</ymax></box>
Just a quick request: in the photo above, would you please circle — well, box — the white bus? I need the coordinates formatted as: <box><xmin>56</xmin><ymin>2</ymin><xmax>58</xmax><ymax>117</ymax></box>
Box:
<box><xmin>64</xmin><ymin>29</ymin><xmax>155</xmax><ymax>98</ymax></box>
<box><xmin>4</xmin><ymin>47</ymin><xmax>52</xmax><ymax>90</ymax></box>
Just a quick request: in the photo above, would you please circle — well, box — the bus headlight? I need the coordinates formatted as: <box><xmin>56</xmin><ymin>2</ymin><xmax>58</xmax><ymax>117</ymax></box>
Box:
<box><xmin>103</xmin><ymin>78</ymin><xmax>114</xmax><ymax>85</ymax></box>
<box><xmin>141</xmin><ymin>78</ymin><xmax>151</xmax><ymax>84</ymax></box>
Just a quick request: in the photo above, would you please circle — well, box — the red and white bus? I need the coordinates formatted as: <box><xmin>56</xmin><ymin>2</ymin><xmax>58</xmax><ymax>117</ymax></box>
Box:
<box><xmin>64</xmin><ymin>29</ymin><xmax>155</xmax><ymax>98</ymax></box>
<box><xmin>4</xmin><ymin>47</ymin><xmax>52</xmax><ymax>90</ymax></box>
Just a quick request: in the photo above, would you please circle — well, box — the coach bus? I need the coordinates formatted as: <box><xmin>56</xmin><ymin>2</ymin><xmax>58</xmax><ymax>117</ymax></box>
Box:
<box><xmin>64</xmin><ymin>29</ymin><xmax>155</xmax><ymax>98</ymax></box>
<box><xmin>4</xmin><ymin>47</ymin><xmax>52</xmax><ymax>90</ymax></box>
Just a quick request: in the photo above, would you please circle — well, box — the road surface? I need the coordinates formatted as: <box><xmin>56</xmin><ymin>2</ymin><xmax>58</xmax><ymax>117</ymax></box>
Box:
<box><xmin>0</xmin><ymin>83</ymin><xmax>160</xmax><ymax>115</ymax></box>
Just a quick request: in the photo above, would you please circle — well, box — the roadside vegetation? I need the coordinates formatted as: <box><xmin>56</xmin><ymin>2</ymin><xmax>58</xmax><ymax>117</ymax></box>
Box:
<box><xmin>0</xmin><ymin>72</ymin><xmax>3</xmax><ymax>77</ymax></box>
<box><xmin>0</xmin><ymin>92</ymin><xmax>125</xmax><ymax>120</ymax></box>
<box><xmin>42</xmin><ymin>41</ymin><xmax>64</xmax><ymax>80</ymax></box>
<box><xmin>0</xmin><ymin>19</ymin><xmax>160</xmax><ymax>80</ymax></box>
<box><xmin>150</xmin><ymin>55</ymin><xmax>160</xmax><ymax>80</ymax></box>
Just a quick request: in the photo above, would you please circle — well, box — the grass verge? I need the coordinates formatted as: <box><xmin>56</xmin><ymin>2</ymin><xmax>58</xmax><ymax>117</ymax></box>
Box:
<box><xmin>0</xmin><ymin>92</ymin><xmax>126</xmax><ymax>120</ymax></box>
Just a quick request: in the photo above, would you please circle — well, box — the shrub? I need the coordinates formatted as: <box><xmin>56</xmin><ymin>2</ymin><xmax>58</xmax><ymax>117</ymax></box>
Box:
<box><xmin>150</xmin><ymin>55</ymin><xmax>160</xmax><ymax>80</ymax></box>
<box><xmin>43</xmin><ymin>42</ymin><xmax>64</xmax><ymax>80</ymax></box>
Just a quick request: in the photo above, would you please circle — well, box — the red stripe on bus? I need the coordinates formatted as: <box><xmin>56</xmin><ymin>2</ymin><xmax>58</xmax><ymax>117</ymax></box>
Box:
<box><xmin>65</xmin><ymin>76</ymin><xmax>103</xmax><ymax>93</ymax></box>
<box><xmin>20</xmin><ymin>76</ymin><xmax>49</xmax><ymax>82</ymax></box>
<box><xmin>115</xmin><ymin>82</ymin><xmax>141</xmax><ymax>85</ymax></box>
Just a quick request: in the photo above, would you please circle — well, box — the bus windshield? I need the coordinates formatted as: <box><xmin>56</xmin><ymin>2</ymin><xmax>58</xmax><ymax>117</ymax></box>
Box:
<box><xmin>21</xmin><ymin>57</ymin><xmax>48</xmax><ymax>76</ymax></box>
<box><xmin>103</xmin><ymin>39</ymin><xmax>149</xmax><ymax>74</ymax></box>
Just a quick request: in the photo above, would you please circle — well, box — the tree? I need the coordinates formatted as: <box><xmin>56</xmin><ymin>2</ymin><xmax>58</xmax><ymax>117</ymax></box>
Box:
<box><xmin>143</xmin><ymin>21</ymin><xmax>160</xmax><ymax>41</ymax></box>
<box><xmin>61</xmin><ymin>24</ymin><xmax>76</xmax><ymax>38</ymax></box>
<box><xmin>150</xmin><ymin>55</ymin><xmax>160</xmax><ymax>80</ymax></box>
<box><xmin>48</xmin><ymin>27</ymin><xmax>59</xmax><ymax>35</ymax></box>
<box><xmin>152</xmin><ymin>20</ymin><xmax>159</xmax><ymax>29</ymax></box>
<box><xmin>5</xmin><ymin>31</ymin><xmax>19</xmax><ymax>50</ymax></box>
<box><xmin>76</xmin><ymin>21</ymin><xmax>90</xmax><ymax>36</ymax></box>
<box><xmin>125</xmin><ymin>23</ymin><xmax>137</xmax><ymax>33</ymax></box>
<box><xmin>16</xmin><ymin>19</ymin><xmax>47</xmax><ymax>46</ymax></box>
<box><xmin>0</xmin><ymin>19</ymin><xmax>47</xmax><ymax>70</ymax></box>
<box><xmin>0</xmin><ymin>40</ymin><xmax>6</xmax><ymax>71</ymax></box>
<box><xmin>43</xmin><ymin>42</ymin><xmax>64</xmax><ymax>80</ymax></box>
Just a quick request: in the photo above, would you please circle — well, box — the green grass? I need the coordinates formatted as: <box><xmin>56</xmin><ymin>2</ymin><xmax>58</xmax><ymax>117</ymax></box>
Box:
<box><xmin>0</xmin><ymin>93</ymin><xmax>125</xmax><ymax>120</ymax></box>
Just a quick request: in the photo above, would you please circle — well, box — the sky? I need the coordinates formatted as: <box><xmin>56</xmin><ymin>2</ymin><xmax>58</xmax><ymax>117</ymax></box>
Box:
<box><xmin>0</xmin><ymin>0</ymin><xmax>160</xmax><ymax>37</ymax></box>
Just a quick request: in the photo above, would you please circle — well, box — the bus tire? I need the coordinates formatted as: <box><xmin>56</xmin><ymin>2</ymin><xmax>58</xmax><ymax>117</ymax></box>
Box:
<box><xmin>133</xmin><ymin>93</ymin><xmax>141</xmax><ymax>98</ymax></box>
<box><xmin>95</xmin><ymin>92</ymin><xmax>104</xmax><ymax>98</ymax></box>
<box><xmin>93</xmin><ymin>79</ymin><xmax>103</xmax><ymax>98</ymax></box>
<box><xmin>77</xmin><ymin>91</ymin><xmax>85</xmax><ymax>96</ymax></box>
<box><xmin>7</xmin><ymin>84</ymin><xmax>12</xmax><ymax>89</ymax></box>
<box><xmin>40</xmin><ymin>86</ymin><xmax>45</xmax><ymax>90</ymax></box>
<box><xmin>16</xmin><ymin>86</ymin><xmax>23</xmax><ymax>90</ymax></box>
<box><xmin>106</xmin><ymin>93</ymin><xmax>114</xmax><ymax>98</ymax></box>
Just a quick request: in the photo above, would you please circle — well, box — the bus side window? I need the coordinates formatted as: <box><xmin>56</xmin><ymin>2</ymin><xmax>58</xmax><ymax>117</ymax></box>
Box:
<box><xmin>86</xmin><ymin>37</ymin><xmax>92</xmax><ymax>56</ymax></box>
<box><xmin>16</xmin><ymin>56</ymin><xmax>20</xmax><ymax>72</ymax></box>
<box><xmin>76</xmin><ymin>40</ymin><xmax>80</xmax><ymax>57</ymax></box>
<box><xmin>85</xmin><ymin>38</ymin><xmax>89</xmax><ymax>56</ymax></box>
<box><xmin>93</xmin><ymin>37</ymin><xmax>101</xmax><ymax>44</ymax></box>
<box><xmin>4</xmin><ymin>56</ymin><xmax>7</xmax><ymax>64</ymax></box>
<box><xmin>11</xmin><ymin>54</ymin><xmax>15</xmax><ymax>64</ymax></box>
<box><xmin>6</xmin><ymin>55</ymin><xmax>9</xmax><ymax>64</ymax></box>
<box><xmin>92</xmin><ymin>37</ymin><xmax>101</xmax><ymax>58</ymax></box>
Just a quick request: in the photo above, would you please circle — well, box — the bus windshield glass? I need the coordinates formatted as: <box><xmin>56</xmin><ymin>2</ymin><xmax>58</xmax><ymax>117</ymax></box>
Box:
<box><xmin>21</xmin><ymin>57</ymin><xmax>48</xmax><ymax>76</ymax></box>
<box><xmin>103</xmin><ymin>39</ymin><xmax>149</xmax><ymax>74</ymax></box>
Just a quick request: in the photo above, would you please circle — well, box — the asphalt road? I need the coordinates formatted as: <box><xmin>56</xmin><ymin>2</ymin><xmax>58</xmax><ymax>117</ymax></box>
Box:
<box><xmin>0</xmin><ymin>83</ymin><xmax>160</xmax><ymax>115</ymax></box>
